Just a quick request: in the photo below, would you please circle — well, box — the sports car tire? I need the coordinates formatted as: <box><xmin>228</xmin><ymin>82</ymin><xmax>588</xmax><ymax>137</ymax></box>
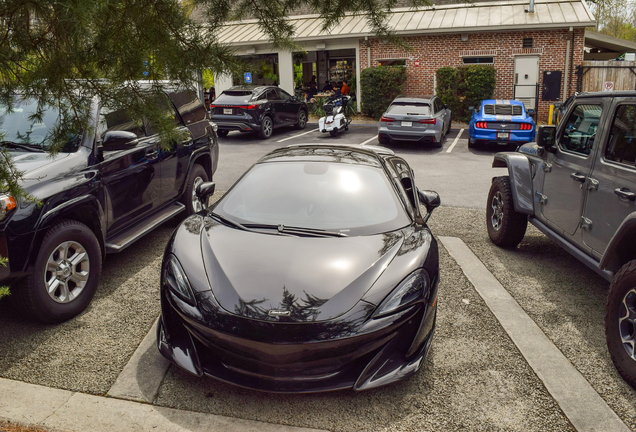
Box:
<box><xmin>257</xmin><ymin>116</ymin><xmax>273</xmax><ymax>139</ymax></box>
<box><xmin>606</xmin><ymin>260</ymin><xmax>636</xmax><ymax>389</ymax></box>
<box><xmin>486</xmin><ymin>176</ymin><xmax>527</xmax><ymax>247</ymax></box>
<box><xmin>16</xmin><ymin>220</ymin><xmax>102</xmax><ymax>323</ymax></box>
<box><xmin>181</xmin><ymin>164</ymin><xmax>209</xmax><ymax>216</ymax></box>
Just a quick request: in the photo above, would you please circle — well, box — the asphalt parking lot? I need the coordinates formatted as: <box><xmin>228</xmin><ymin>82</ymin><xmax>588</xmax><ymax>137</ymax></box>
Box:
<box><xmin>1</xmin><ymin>122</ymin><xmax>636</xmax><ymax>431</ymax></box>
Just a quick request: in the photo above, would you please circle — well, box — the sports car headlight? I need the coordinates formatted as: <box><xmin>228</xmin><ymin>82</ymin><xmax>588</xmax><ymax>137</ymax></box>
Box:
<box><xmin>0</xmin><ymin>194</ymin><xmax>16</xmax><ymax>221</ymax></box>
<box><xmin>163</xmin><ymin>254</ymin><xmax>196</xmax><ymax>306</ymax></box>
<box><xmin>373</xmin><ymin>269</ymin><xmax>429</xmax><ymax>318</ymax></box>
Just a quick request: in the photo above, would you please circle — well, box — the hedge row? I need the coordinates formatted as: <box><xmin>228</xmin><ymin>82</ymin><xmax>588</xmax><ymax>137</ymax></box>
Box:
<box><xmin>436</xmin><ymin>65</ymin><xmax>496</xmax><ymax>122</ymax></box>
<box><xmin>360</xmin><ymin>66</ymin><xmax>407</xmax><ymax>119</ymax></box>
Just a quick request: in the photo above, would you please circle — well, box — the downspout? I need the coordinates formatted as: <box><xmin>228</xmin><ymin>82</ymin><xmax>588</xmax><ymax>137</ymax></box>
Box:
<box><xmin>570</xmin><ymin>27</ymin><xmax>575</xmax><ymax>96</ymax></box>
<box><xmin>564</xmin><ymin>38</ymin><xmax>571</xmax><ymax>101</ymax></box>
<box><xmin>528</xmin><ymin>0</ymin><xmax>535</xmax><ymax>13</ymax></box>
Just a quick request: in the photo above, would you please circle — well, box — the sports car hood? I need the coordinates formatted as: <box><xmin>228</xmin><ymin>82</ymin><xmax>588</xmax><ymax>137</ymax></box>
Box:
<box><xmin>200</xmin><ymin>222</ymin><xmax>404</xmax><ymax>322</ymax></box>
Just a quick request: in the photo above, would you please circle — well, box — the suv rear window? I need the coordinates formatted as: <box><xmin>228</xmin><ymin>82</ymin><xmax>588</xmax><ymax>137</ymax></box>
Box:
<box><xmin>214</xmin><ymin>91</ymin><xmax>254</xmax><ymax>105</ymax></box>
<box><xmin>606</xmin><ymin>104</ymin><xmax>636</xmax><ymax>167</ymax></box>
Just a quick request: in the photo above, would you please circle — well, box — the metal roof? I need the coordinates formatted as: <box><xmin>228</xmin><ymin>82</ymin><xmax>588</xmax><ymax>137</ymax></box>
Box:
<box><xmin>585</xmin><ymin>30</ymin><xmax>636</xmax><ymax>53</ymax></box>
<box><xmin>215</xmin><ymin>0</ymin><xmax>595</xmax><ymax>45</ymax></box>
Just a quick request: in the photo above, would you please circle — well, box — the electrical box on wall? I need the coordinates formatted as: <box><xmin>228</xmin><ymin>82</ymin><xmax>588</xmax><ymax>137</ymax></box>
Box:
<box><xmin>542</xmin><ymin>71</ymin><xmax>562</xmax><ymax>101</ymax></box>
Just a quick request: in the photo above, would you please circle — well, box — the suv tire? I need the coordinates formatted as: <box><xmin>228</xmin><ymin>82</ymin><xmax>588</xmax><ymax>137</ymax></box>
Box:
<box><xmin>605</xmin><ymin>260</ymin><xmax>636</xmax><ymax>388</ymax></box>
<box><xmin>181</xmin><ymin>164</ymin><xmax>209</xmax><ymax>216</ymax></box>
<box><xmin>16</xmin><ymin>220</ymin><xmax>102</xmax><ymax>323</ymax></box>
<box><xmin>294</xmin><ymin>110</ymin><xmax>307</xmax><ymax>130</ymax></box>
<box><xmin>487</xmin><ymin>176</ymin><xmax>527</xmax><ymax>247</ymax></box>
<box><xmin>258</xmin><ymin>116</ymin><xmax>273</xmax><ymax>139</ymax></box>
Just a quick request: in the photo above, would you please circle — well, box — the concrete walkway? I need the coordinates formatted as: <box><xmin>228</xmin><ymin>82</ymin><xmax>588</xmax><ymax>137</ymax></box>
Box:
<box><xmin>0</xmin><ymin>377</ymin><xmax>326</xmax><ymax>432</ymax></box>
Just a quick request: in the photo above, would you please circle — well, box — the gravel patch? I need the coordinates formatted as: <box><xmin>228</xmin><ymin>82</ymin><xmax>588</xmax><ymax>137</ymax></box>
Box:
<box><xmin>154</xmin><ymin>240</ymin><xmax>573</xmax><ymax>432</ymax></box>
<box><xmin>428</xmin><ymin>206</ymin><xmax>636</xmax><ymax>431</ymax></box>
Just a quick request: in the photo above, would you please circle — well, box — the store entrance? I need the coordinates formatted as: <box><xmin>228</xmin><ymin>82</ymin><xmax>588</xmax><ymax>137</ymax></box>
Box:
<box><xmin>294</xmin><ymin>49</ymin><xmax>356</xmax><ymax>101</ymax></box>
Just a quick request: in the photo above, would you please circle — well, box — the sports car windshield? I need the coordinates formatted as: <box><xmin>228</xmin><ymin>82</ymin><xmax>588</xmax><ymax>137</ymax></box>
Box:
<box><xmin>214</xmin><ymin>161</ymin><xmax>410</xmax><ymax>236</ymax></box>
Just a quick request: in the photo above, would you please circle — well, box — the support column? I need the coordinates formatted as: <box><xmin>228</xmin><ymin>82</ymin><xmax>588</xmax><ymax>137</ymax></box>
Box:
<box><xmin>278</xmin><ymin>51</ymin><xmax>294</xmax><ymax>95</ymax></box>
<box><xmin>214</xmin><ymin>72</ymin><xmax>233</xmax><ymax>95</ymax></box>
<box><xmin>356</xmin><ymin>41</ymin><xmax>362</xmax><ymax>112</ymax></box>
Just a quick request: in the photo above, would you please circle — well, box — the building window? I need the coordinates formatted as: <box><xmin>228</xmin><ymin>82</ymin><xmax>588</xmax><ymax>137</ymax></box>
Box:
<box><xmin>523</xmin><ymin>38</ymin><xmax>533</xmax><ymax>48</ymax></box>
<box><xmin>378</xmin><ymin>59</ymin><xmax>406</xmax><ymax>67</ymax></box>
<box><xmin>462</xmin><ymin>57</ymin><xmax>494</xmax><ymax>64</ymax></box>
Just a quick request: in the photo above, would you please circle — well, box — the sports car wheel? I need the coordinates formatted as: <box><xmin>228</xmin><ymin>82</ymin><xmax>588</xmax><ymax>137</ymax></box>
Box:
<box><xmin>16</xmin><ymin>220</ymin><xmax>102</xmax><ymax>323</ymax></box>
<box><xmin>258</xmin><ymin>116</ymin><xmax>273</xmax><ymax>139</ymax></box>
<box><xmin>181</xmin><ymin>164</ymin><xmax>209</xmax><ymax>216</ymax></box>
<box><xmin>606</xmin><ymin>260</ymin><xmax>636</xmax><ymax>389</ymax></box>
<box><xmin>294</xmin><ymin>110</ymin><xmax>307</xmax><ymax>130</ymax></box>
<box><xmin>486</xmin><ymin>176</ymin><xmax>527</xmax><ymax>247</ymax></box>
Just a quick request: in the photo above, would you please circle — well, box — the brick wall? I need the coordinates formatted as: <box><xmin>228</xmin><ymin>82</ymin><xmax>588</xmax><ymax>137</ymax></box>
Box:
<box><xmin>359</xmin><ymin>28</ymin><xmax>586</xmax><ymax>121</ymax></box>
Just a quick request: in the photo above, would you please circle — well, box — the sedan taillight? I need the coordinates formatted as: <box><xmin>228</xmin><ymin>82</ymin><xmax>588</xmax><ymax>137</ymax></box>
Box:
<box><xmin>418</xmin><ymin>119</ymin><xmax>436</xmax><ymax>124</ymax></box>
<box><xmin>380</xmin><ymin>116</ymin><xmax>396</xmax><ymax>122</ymax></box>
<box><xmin>520</xmin><ymin>123</ymin><xmax>532</xmax><ymax>130</ymax></box>
<box><xmin>475</xmin><ymin>122</ymin><xmax>487</xmax><ymax>129</ymax></box>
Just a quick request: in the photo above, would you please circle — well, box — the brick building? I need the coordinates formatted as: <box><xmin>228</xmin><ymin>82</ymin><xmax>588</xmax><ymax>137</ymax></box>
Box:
<box><xmin>210</xmin><ymin>0</ymin><xmax>594</xmax><ymax>121</ymax></box>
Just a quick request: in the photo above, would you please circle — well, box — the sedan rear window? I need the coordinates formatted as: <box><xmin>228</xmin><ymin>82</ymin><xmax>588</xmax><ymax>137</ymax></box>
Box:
<box><xmin>215</xmin><ymin>162</ymin><xmax>410</xmax><ymax>236</ymax></box>
<box><xmin>388</xmin><ymin>104</ymin><xmax>430</xmax><ymax>115</ymax></box>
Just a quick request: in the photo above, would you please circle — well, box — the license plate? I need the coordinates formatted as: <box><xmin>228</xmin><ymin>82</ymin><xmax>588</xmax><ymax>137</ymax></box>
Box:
<box><xmin>497</xmin><ymin>132</ymin><xmax>509</xmax><ymax>140</ymax></box>
<box><xmin>401</xmin><ymin>121</ymin><xmax>412</xmax><ymax>127</ymax></box>
<box><xmin>223</xmin><ymin>108</ymin><xmax>232</xmax><ymax>115</ymax></box>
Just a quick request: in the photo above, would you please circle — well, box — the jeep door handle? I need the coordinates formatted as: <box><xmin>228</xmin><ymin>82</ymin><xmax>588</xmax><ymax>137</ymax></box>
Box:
<box><xmin>615</xmin><ymin>188</ymin><xmax>636</xmax><ymax>201</ymax></box>
<box><xmin>570</xmin><ymin>173</ymin><xmax>586</xmax><ymax>182</ymax></box>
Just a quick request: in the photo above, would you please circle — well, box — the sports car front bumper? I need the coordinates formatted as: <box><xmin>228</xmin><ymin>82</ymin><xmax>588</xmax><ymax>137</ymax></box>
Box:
<box><xmin>157</xmin><ymin>287</ymin><xmax>437</xmax><ymax>393</ymax></box>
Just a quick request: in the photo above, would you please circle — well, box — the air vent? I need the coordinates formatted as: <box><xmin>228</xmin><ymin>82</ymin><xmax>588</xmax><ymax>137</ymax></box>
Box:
<box><xmin>483</xmin><ymin>105</ymin><xmax>523</xmax><ymax>116</ymax></box>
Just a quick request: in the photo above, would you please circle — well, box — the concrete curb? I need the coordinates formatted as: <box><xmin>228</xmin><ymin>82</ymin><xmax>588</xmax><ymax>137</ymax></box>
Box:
<box><xmin>0</xmin><ymin>377</ymin><xmax>328</xmax><ymax>432</ymax></box>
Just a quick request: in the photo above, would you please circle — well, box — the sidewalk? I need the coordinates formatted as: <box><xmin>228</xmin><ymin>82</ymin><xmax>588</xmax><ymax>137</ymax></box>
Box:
<box><xmin>0</xmin><ymin>378</ymin><xmax>326</xmax><ymax>432</ymax></box>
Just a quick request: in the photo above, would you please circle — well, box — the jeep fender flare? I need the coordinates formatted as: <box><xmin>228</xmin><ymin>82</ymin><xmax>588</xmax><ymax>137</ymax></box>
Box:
<box><xmin>492</xmin><ymin>153</ymin><xmax>534</xmax><ymax>215</ymax></box>
<box><xmin>600</xmin><ymin>212</ymin><xmax>636</xmax><ymax>274</ymax></box>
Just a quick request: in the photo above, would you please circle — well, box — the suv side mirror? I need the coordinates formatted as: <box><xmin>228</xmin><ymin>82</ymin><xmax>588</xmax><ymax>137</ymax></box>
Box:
<box><xmin>196</xmin><ymin>181</ymin><xmax>215</xmax><ymax>204</ymax></box>
<box><xmin>102</xmin><ymin>131</ymin><xmax>138</xmax><ymax>151</ymax></box>
<box><xmin>536</xmin><ymin>125</ymin><xmax>556</xmax><ymax>150</ymax></box>
<box><xmin>417</xmin><ymin>189</ymin><xmax>441</xmax><ymax>223</ymax></box>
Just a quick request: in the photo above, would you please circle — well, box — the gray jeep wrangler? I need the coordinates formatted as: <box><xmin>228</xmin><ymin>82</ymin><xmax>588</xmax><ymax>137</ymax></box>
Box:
<box><xmin>487</xmin><ymin>91</ymin><xmax>636</xmax><ymax>387</ymax></box>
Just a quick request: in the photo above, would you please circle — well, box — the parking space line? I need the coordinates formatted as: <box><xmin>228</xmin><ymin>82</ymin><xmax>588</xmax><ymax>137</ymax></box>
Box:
<box><xmin>438</xmin><ymin>236</ymin><xmax>630</xmax><ymax>432</ymax></box>
<box><xmin>359</xmin><ymin>135</ymin><xmax>378</xmax><ymax>146</ymax></box>
<box><xmin>446</xmin><ymin>128</ymin><xmax>464</xmax><ymax>153</ymax></box>
<box><xmin>107</xmin><ymin>317</ymin><xmax>170</xmax><ymax>403</ymax></box>
<box><xmin>277</xmin><ymin>128</ymin><xmax>319</xmax><ymax>143</ymax></box>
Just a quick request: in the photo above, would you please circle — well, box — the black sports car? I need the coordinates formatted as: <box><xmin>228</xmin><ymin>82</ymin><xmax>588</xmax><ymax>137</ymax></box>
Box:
<box><xmin>157</xmin><ymin>144</ymin><xmax>440</xmax><ymax>392</ymax></box>
<box><xmin>210</xmin><ymin>86</ymin><xmax>308</xmax><ymax>139</ymax></box>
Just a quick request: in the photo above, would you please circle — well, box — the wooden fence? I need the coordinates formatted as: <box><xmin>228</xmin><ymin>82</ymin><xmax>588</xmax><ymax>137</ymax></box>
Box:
<box><xmin>577</xmin><ymin>61</ymin><xmax>636</xmax><ymax>93</ymax></box>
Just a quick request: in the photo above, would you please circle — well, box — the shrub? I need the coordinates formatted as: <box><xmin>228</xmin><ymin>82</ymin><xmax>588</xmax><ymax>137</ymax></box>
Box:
<box><xmin>436</xmin><ymin>65</ymin><xmax>496</xmax><ymax>122</ymax></box>
<box><xmin>360</xmin><ymin>66</ymin><xmax>407</xmax><ymax>119</ymax></box>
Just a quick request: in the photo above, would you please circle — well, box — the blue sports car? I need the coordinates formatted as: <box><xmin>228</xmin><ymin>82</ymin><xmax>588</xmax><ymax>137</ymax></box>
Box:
<box><xmin>468</xmin><ymin>99</ymin><xmax>535</xmax><ymax>148</ymax></box>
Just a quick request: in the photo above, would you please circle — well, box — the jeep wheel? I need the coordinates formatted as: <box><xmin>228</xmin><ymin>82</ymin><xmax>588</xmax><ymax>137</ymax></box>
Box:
<box><xmin>257</xmin><ymin>116</ymin><xmax>273</xmax><ymax>139</ymax></box>
<box><xmin>486</xmin><ymin>176</ymin><xmax>527</xmax><ymax>247</ymax></box>
<box><xmin>16</xmin><ymin>220</ymin><xmax>102</xmax><ymax>323</ymax></box>
<box><xmin>181</xmin><ymin>164</ymin><xmax>209</xmax><ymax>216</ymax></box>
<box><xmin>606</xmin><ymin>260</ymin><xmax>636</xmax><ymax>389</ymax></box>
<box><xmin>294</xmin><ymin>110</ymin><xmax>307</xmax><ymax>130</ymax></box>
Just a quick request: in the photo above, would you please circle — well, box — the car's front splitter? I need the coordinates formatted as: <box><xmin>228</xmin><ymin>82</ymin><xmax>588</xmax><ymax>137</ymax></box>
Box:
<box><xmin>157</xmin><ymin>290</ymin><xmax>436</xmax><ymax>393</ymax></box>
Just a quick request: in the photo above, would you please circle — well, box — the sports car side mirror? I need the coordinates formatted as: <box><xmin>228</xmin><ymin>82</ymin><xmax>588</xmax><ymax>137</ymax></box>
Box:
<box><xmin>196</xmin><ymin>182</ymin><xmax>216</xmax><ymax>203</ymax></box>
<box><xmin>418</xmin><ymin>189</ymin><xmax>440</xmax><ymax>223</ymax></box>
<box><xmin>536</xmin><ymin>125</ymin><xmax>556</xmax><ymax>150</ymax></box>
<box><xmin>468</xmin><ymin>106</ymin><xmax>475</xmax><ymax>114</ymax></box>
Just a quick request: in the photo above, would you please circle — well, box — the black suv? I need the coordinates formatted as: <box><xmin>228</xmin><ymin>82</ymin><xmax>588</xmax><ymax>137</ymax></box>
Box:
<box><xmin>210</xmin><ymin>86</ymin><xmax>308</xmax><ymax>139</ymax></box>
<box><xmin>0</xmin><ymin>89</ymin><xmax>219</xmax><ymax>323</ymax></box>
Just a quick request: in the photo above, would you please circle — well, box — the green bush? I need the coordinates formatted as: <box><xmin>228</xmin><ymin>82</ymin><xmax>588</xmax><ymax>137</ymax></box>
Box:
<box><xmin>360</xmin><ymin>66</ymin><xmax>407</xmax><ymax>119</ymax></box>
<box><xmin>436</xmin><ymin>65</ymin><xmax>496</xmax><ymax>122</ymax></box>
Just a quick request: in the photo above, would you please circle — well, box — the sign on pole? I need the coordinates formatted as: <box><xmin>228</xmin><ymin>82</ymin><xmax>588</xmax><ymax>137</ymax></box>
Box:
<box><xmin>604</xmin><ymin>81</ymin><xmax>614</xmax><ymax>91</ymax></box>
<box><xmin>244</xmin><ymin>72</ymin><xmax>252</xmax><ymax>84</ymax></box>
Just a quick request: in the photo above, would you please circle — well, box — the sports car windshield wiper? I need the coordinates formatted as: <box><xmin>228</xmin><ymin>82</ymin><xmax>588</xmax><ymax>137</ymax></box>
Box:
<box><xmin>1</xmin><ymin>141</ymin><xmax>45</xmax><ymax>152</ymax></box>
<box><xmin>209</xmin><ymin>212</ymin><xmax>251</xmax><ymax>231</ymax></box>
<box><xmin>242</xmin><ymin>223</ymin><xmax>347</xmax><ymax>237</ymax></box>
